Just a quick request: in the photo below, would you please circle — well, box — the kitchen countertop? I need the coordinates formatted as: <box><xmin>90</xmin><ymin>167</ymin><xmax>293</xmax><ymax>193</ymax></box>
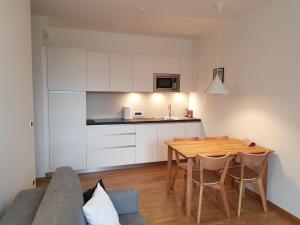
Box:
<box><xmin>87</xmin><ymin>117</ymin><xmax>201</xmax><ymax>125</ymax></box>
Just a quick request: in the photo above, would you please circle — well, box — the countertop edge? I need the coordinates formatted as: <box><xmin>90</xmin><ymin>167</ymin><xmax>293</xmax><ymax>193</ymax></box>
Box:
<box><xmin>86</xmin><ymin>118</ymin><xmax>201</xmax><ymax>126</ymax></box>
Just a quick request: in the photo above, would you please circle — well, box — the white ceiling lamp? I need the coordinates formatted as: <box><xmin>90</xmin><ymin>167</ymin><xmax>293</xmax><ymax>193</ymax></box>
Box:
<box><xmin>205</xmin><ymin>1</ymin><xmax>229</xmax><ymax>95</ymax></box>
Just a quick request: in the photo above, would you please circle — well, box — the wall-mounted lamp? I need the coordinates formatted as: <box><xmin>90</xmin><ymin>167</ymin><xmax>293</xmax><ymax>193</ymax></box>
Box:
<box><xmin>205</xmin><ymin>75</ymin><xmax>229</xmax><ymax>95</ymax></box>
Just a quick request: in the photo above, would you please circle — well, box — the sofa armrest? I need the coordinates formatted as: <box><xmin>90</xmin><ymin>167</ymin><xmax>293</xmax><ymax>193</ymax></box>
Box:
<box><xmin>107</xmin><ymin>189</ymin><xmax>139</xmax><ymax>215</ymax></box>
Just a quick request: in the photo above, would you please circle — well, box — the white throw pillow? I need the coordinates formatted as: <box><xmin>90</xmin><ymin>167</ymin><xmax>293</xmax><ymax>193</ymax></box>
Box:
<box><xmin>83</xmin><ymin>183</ymin><xmax>120</xmax><ymax>225</ymax></box>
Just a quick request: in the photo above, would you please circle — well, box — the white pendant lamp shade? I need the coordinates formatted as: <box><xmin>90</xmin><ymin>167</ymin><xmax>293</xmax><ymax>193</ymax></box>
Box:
<box><xmin>206</xmin><ymin>76</ymin><xmax>229</xmax><ymax>95</ymax></box>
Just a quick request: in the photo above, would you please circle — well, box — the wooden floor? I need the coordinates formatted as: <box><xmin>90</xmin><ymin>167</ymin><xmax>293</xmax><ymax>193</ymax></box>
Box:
<box><xmin>37</xmin><ymin>164</ymin><xmax>298</xmax><ymax>225</ymax></box>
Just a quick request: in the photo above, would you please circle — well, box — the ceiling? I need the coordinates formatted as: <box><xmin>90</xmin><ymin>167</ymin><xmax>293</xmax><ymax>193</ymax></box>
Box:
<box><xmin>31</xmin><ymin>0</ymin><xmax>274</xmax><ymax>39</ymax></box>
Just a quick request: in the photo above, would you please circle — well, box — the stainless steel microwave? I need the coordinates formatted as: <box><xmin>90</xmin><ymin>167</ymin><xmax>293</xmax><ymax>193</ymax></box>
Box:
<box><xmin>153</xmin><ymin>73</ymin><xmax>180</xmax><ymax>92</ymax></box>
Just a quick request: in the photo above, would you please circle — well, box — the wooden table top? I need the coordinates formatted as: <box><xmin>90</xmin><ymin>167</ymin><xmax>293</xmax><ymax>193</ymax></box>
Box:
<box><xmin>166</xmin><ymin>138</ymin><xmax>271</xmax><ymax>158</ymax></box>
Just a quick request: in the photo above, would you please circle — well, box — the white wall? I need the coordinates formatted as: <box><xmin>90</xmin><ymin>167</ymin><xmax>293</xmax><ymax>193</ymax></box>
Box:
<box><xmin>197</xmin><ymin>0</ymin><xmax>300</xmax><ymax>218</ymax></box>
<box><xmin>31</xmin><ymin>16</ymin><xmax>49</xmax><ymax>177</ymax></box>
<box><xmin>0</xmin><ymin>0</ymin><xmax>35</xmax><ymax>216</ymax></box>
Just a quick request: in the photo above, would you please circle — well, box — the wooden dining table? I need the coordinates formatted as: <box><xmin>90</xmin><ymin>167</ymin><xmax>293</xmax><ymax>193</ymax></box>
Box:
<box><xmin>165</xmin><ymin>138</ymin><xmax>271</xmax><ymax>218</ymax></box>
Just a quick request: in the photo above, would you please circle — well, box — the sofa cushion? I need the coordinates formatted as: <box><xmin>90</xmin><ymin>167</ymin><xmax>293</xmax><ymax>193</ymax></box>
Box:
<box><xmin>83</xmin><ymin>184</ymin><xmax>120</xmax><ymax>225</ymax></box>
<box><xmin>31</xmin><ymin>167</ymin><xmax>87</xmax><ymax>225</ymax></box>
<box><xmin>0</xmin><ymin>188</ymin><xmax>45</xmax><ymax>225</ymax></box>
<box><xmin>119</xmin><ymin>213</ymin><xmax>147</xmax><ymax>225</ymax></box>
<box><xmin>108</xmin><ymin>189</ymin><xmax>139</xmax><ymax>215</ymax></box>
<box><xmin>83</xmin><ymin>178</ymin><xmax>106</xmax><ymax>203</ymax></box>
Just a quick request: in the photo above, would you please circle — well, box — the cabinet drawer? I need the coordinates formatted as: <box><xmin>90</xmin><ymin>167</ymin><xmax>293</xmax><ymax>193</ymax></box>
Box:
<box><xmin>87</xmin><ymin>134</ymin><xmax>135</xmax><ymax>150</ymax></box>
<box><xmin>87</xmin><ymin>147</ymin><xmax>136</xmax><ymax>168</ymax></box>
<box><xmin>87</xmin><ymin>125</ymin><xmax>135</xmax><ymax>136</ymax></box>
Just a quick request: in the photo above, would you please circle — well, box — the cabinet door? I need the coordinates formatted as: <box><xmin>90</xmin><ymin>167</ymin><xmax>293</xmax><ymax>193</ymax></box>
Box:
<box><xmin>157</xmin><ymin>123</ymin><xmax>185</xmax><ymax>161</ymax></box>
<box><xmin>49</xmin><ymin>91</ymin><xmax>86</xmax><ymax>171</ymax></box>
<box><xmin>154</xmin><ymin>56</ymin><xmax>180</xmax><ymax>74</ymax></box>
<box><xmin>180</xmin><ymin>57</ymin><xmax>195</xmax><ymax>92</ymax></box>
<box><xmin>110</xmin><ymin>53</ymin><xmax>132</xmax><ymax>92</ymax></box>
<box><xmin>86</xmin><ymin>52</ymin><xmax>109</xmax><ymax>91</ymax></box>
<box><xmin>133</xmin><ymin>55</ymin><xmax>154</xmax><ymax>92</ymax></box>
<box><xmin>184</xmin><ymin>122</ymin><xmax>204</xmax><ymax>138</ymax></box>
<box><xmin>136</xmin><ymin>124</ymin><xmax>158</xmax><ymax>163</ymax></box>
<box><xmin>47</xmin><ymin>47</ymin><xmax>86</xmax><ymax>91</ymax></box>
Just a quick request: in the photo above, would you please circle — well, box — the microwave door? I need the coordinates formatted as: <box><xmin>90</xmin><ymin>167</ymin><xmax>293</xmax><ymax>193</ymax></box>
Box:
<box><xmin>157</xmin><ymin>78</ymin><xmax>173</xmax><ymax>89</ymax></box>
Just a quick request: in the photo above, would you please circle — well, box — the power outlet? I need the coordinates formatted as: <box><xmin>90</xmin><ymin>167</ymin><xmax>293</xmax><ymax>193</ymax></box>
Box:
<box><xmin>133</xmin><ymin>111</ymin><xmax>143</xmax><ymax>117</ymax></box>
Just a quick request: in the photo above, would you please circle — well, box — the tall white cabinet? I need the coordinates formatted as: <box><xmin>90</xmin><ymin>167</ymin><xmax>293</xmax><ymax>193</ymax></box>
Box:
<box><xmin>49</xmin><ymin>92</ymin><xmax>87</xmax><ymax>172</ymax></box>
<box><xmin>47</xmin><ymin>47</ymin><xmax>86</xmax><ymax>91</ymax></box>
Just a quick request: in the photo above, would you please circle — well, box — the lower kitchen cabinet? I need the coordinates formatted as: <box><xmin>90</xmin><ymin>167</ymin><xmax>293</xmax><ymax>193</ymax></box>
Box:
<box><xmin>49</xmin><ymin>91</ymin><xmax>86</xmax><ymax>172</ymax></box>
<box><xmin>87</xmin><ymin>124</ymin><xmax>136</xmax><ymax>168</ymax></box>
<box><xmin>157</xmin><ymin>123</ymin><xmax>185</xmax><ymax>161</ymax></box>
<box><xmin>85</xmin><ymin>121</ymin><xmax>202</xmax><ymax>169</ymax></box>
<box><xmin>136</xmin><ymin>124</ymin><xmax>158</xmax><ymax>163</ymax></box>
<box><xmin>184</xmin><ymin>122</ymin><xmax>204</xmax><ymax>138</ymax></box>
<box><xmin>87</xmin><ymin>147</ymin><xmax>136</xmax><ymax>168</ymax></box>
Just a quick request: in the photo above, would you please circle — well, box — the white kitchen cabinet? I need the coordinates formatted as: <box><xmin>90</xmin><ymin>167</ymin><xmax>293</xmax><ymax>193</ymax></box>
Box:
<box><xmin>180</xmin><ymin>57</ymin><xmax>195</xmax><ymax>92</ymax></box>
<box><xmin>49</xmin><ymin>91</ymin><xmax>86</xmax><ymax>172</ymax></box>
<box><xmin>154</xmin><ymin>56</ymin><xmax>180</xmax><ymax>74</ymax></box>
<box><xmin>132</xmin><ymin>55</ymin><xmax>154</xmax><ymax>92</ymax></box>
<box><xmin>157</xmin><ymin>123</ymin><xmax>185</xmax><ymax>161</ymax></box>
<box><xmin>86</xmin><ymin>124</ymin><xmax>136</xmax><ymax>168</ymax></box>
<box><xmin>47</xmin><ymin>47</ymin><xmax>86</xmax><ymax>91</ymax></box>
<box><xmin>184</xmin><ymin>122</ymin><xmax>204</xmax><ymax>138</ymax></box>
<box><xmin>136</xmin><ymin>124</ymin><xmax>158</xmax><ymax>163</ymax></box>
<box><xmin>110</xmin><ymin>53</ymin><xmax>132</xmax><ymax>92</ymax></box>
<box><xmin>87</xmin><ymin>147</ymin><xmax>136</xmax><ymax>168</ymax></box>
<box><xmin>86</xmin><ymin>52</ymin><xmax>110</xmax><ymax>92</ymax></box>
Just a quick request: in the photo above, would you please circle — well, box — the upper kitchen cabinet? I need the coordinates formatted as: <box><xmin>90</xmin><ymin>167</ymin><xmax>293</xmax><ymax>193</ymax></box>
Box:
<box><xmin>154</xmin><ymin>56</ymin><xmax>180</xmax><ymax>74</ymax></box>
<box><xmin>132</xmin><ymin>55</ymin><xmax>154</xmax><ymax>92</ymax></box>
<box><xmin>180</xmin><ymin>57</ymin><xmax>196</xmax><ymax>92</ymax></box>
<box><xmin>110</xmin><ymin>53</ymin><xmax>132</xmax><ymax>92</ymax></box>
<box><xmin>47</xmin><ymin>47</ymin><xmax>86</xmax><ymax>91</ymax></box>
<box><xmin>86</xmin><ymin>52</ymin><xmax>110</xmax><ymax>92</ymax></box>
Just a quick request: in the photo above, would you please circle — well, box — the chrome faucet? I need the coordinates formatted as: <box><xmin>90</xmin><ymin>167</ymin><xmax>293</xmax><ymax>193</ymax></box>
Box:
<box><xmin>168</xmin><ymin>104</ymin><xmax>172</xmax><ymax>118</ymax></box>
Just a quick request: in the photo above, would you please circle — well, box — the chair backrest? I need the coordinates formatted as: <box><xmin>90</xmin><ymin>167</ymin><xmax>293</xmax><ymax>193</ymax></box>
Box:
<box><xmin>204</xmin><ymin>135</ymin><xmax>229</xmax><ymax>140</ymax></box>
<box><xmin>238</xmin><ymin>151</ymin><xmax>269</xmax><ymax>179</ymax></box>
<box><xmin>196</xmin><ymin>154</ymin><xmax>231</xmax><ymax>184</ymax></box>
<box><xmin>173</xmin><ymin>137</ymin><xmax>200</xmax><ymax>141</ymax></box>
<box><xmin>173</xmin><ymin>137</ymin><xmax>200</xmax><ymax>163</ymax></box>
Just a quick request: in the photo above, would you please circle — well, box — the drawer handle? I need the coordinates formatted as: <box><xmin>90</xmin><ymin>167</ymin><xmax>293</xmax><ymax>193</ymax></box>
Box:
<box><xmin>88</xmin><ymin>133</ymin><xmax>136</xmax><ymax>137</ymax></box>
<box><xmin>89</xmin><ymin>145</ymin><xmax>136</xmax><ymax>151</ymax></box>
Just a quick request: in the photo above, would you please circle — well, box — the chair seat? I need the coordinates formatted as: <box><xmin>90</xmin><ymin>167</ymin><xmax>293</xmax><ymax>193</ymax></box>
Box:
<box><xmin>227</xmin><ymin>166</ymin><xmax>258</xmax><ymax>181</ymax></box>
<box><xmin>192</xmin><ymin>170</ymin><xmax>221</xmax><ymax>185</ymax></box>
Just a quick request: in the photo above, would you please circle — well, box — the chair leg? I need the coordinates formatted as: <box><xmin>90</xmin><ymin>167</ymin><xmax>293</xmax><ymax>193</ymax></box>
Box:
<box><xmin>197</xmin><ymin>185</ymin><xmax>204</xmax><ymax>224</ymax></box>
<box><xmin>171</xmin><ymin>166</ymin><xmax>179</xmax><ymax>189</ymax></box>
<box><xmin>257</xmin><ymin>179</ymin><xmax>268</xmax><ymax>213</ymax></box>
<box><xmin>182</xmin><ymin>174</ymin><xmax>187</xmax><ymax>206</ymax></box>
<box><xmin>220</xmin><ymin>184</ymin><xmax>230</xmax><ymax>218</ymax></box>
<box><xmin>238</xmin><ymin>181</ymin><xmax>244</xmax><ymax>217</ymax></box>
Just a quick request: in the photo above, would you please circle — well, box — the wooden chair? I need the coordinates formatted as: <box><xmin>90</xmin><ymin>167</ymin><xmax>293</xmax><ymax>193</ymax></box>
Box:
<box><xmin>185</xmin><ymin>154</ymin><xmax>232</xmax><ymax>223</ymax></box>
<box><xmin>204</xmin><ymin>135</ymin><xmax>229</xmax><ymax>140</ymax></box>
<box><xmin>171</xmin><ymin>137</ymin><xmax>200</xmax><ymax>189</ymax></box>
<box><xmin>227</xmin><ymin>151</ymin><xmax>270</xmax><ymax>217</ymax></box>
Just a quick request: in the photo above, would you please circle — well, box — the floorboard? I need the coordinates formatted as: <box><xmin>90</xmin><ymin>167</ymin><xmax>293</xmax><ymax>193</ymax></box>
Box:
<box><xmin>37</xmin><ymin>164</ymin><xmax>299</xmax><ymax>225</ymax></box>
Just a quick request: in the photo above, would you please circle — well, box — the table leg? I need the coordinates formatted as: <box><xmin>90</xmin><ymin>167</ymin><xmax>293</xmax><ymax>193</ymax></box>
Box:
<box><xmin>186</xmin><ymin>158</ymin><xmax>193</xmax><ymax>218</ymax></box>
<box><xmin>263</xmin><ymin>161</ymin><xmax>269</xmax><ymax>196</ymax></box>
<box><xmin>166</xmin><ymin>146</ymin><xmax>173</xmax><ymax>194</ymax></box>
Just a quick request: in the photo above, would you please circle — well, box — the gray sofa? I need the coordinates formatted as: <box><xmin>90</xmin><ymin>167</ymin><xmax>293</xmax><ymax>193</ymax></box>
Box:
<box><xmin>0</xmin><ymin>167</ymin><xmax>147</xmax><ymax>225</ymax></box>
